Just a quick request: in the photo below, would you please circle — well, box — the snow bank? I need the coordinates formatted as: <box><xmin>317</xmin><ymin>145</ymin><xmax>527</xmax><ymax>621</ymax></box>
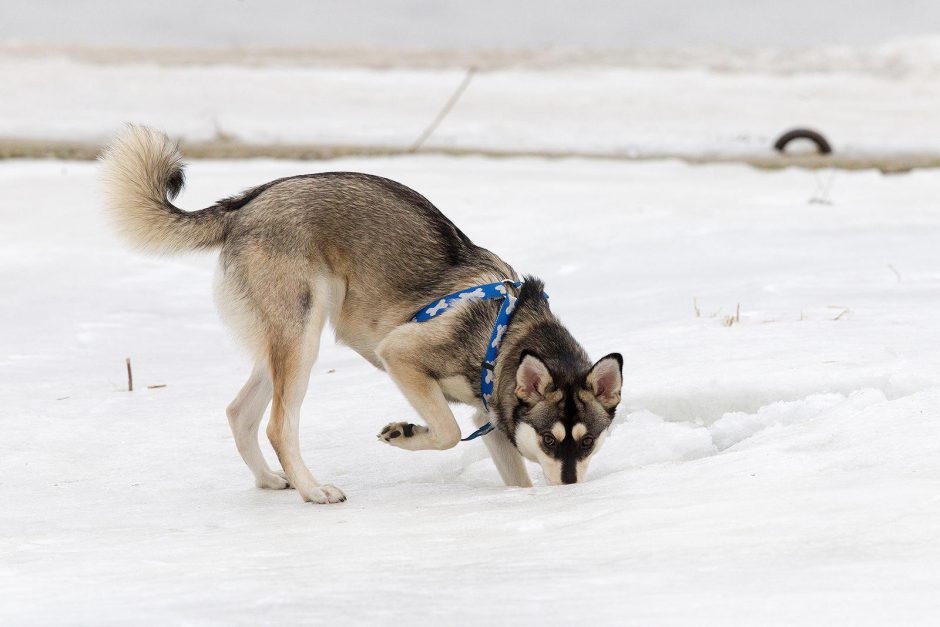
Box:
<box><xmin>4</xmin><ymin>53</ymin><xmax>940</xmax><ymax>160</ymax></box>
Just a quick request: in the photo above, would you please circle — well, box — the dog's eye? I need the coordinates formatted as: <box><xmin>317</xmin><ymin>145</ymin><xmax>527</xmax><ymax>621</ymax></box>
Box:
<box><xmin>541</xmin><ymin>433</ymin><xmax>556</xmax><ymax>447</ymax></box>
<box><xmin>581</xmin><ymin>435</ymin><xmax>595</xmax><ymax>449</ymax></box>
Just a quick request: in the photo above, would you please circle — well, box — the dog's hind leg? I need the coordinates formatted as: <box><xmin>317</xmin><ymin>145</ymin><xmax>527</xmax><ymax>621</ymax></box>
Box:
<box><xmin>472</xmin><ymin>410</ymin><xmax>533</xmax><ymax>487</ymax></box>
<box><xmin>226</xmin><ymin>361</ymin><xmax>290</xmax><ymax>490</ymax></box>
<box><xmin>265</xmin><ymin>297</ymin><xmax>346</xmax><ymax>504</ymax></box>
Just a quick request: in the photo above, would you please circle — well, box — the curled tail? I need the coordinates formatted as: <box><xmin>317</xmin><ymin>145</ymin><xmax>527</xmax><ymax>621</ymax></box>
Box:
<box><xmin>99</xmin><ymin>124</ymin><xmax>228</xmax><ymax>253</ymax></box>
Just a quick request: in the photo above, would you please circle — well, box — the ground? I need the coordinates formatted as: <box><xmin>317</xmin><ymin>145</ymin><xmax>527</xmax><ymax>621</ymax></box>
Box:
<box><xmin>5</xmin><ymin>52</ymin><xmax>940</xmax><ymax>165</ymax></box>
<box><xmin>1</xmin><ymin>153</ymin><xmax>939</xmax><ymax>625</ymax></box>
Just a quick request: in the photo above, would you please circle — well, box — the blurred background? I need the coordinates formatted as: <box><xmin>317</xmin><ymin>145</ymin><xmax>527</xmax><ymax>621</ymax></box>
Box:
<box><xmin>7</xmin><ymin>0</ymin><xmax>940</xmax><ymax>51</ymax></box>
<box><xmin>6</xmin><ymin>0</ymin><xmax>940</xmax><ymax>48</ymax></box>
<box><xmin>3</xmin><ymin>0</ymin><xmax>940</xmax><ymax>168</ymax></box>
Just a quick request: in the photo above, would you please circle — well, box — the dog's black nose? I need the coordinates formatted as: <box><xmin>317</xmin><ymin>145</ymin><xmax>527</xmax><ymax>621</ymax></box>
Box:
<box><xmin>561</xmin><ymin>463</ymin><xmax>578</xmax><ymax>484</ymax></box>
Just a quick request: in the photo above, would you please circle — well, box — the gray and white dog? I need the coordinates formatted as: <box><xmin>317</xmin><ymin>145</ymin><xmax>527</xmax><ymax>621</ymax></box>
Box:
<box><xmin>100</xmin><ymin>125</ymin><xmax>623</xmax><ymax>504</ymax></box>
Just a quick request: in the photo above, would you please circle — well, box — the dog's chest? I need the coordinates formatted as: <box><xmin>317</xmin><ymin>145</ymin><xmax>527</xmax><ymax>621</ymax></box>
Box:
<box><xmin>438</xmin><ymin>375</ymin><xmax>477</xmax><ymax>405</ymax></box>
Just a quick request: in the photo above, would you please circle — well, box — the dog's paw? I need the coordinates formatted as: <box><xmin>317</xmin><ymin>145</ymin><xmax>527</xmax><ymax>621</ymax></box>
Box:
<box><xmin>256</xmin><ymin>470</ymin><xmax>291</xmax><ymax>490</ymax></box>
<box><xmin>378</xmin><ymin>421</ymin><xmax>428</xmax><ymax>447</ymax></box>
<box><xmin>301</xmin><ymin>484</ymin><xmax>346</xmax><ymax>504</ymax></box>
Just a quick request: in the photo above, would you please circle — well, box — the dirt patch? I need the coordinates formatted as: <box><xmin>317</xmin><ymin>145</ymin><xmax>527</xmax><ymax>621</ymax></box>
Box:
<box><xmin>2</xmin><ymin>136</ymin><xmax>938</xmax><ymax>173</ymax></box>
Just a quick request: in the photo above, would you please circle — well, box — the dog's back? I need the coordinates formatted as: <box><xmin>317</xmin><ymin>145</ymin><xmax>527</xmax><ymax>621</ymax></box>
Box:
<box><xmin>100</xmin><ymin>125</ymin><xmax>514</xmax><ymax>362</ymax></box>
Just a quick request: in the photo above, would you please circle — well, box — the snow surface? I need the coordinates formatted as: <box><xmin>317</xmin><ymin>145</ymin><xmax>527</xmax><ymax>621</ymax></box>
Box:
<box><xmin>2</xmin><ymin>154</ymin><xmax>940</xmax><ymax>625</ymax></box>
<box><xmin>4</xmin><ymin>52</ymin><xmax>940</xmax><ymax>159</ymax></box>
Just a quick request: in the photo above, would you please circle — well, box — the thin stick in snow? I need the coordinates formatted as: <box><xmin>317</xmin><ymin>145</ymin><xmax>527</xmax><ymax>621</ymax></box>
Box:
<box><xmin>724</xmin><ymin>303</ymin><xmax>741</xmax><ymax>327</ymax></box>
<box><xmin>409</xmin><ymin>67</ymin><xmax>477</xmax><ymax>152</ymax></box>
<box><xmin>888</xmin><ymin>264</ymin><xmax>902</xmax><ymax>283</ymax></box>
<box><xmin>126</xmin><ymin>358</ymin><xmax>133</xmax><ymax>392</ymax></box>
<box><xmin>810</xmin><ymin>169</ymin><xmax>836</xmax><ymax>205</ymax></box>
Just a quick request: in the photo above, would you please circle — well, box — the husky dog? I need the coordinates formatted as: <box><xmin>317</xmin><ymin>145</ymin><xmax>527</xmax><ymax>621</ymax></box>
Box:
<box><xmin>100</xmin><ymin>125</ymin><xmax>623</xmax><ymax>504</ymax></box>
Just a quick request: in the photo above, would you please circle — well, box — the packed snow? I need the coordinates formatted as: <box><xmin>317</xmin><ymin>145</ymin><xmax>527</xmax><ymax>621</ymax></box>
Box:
<box><xmin>4</xmin><ymin>50</ymin><xmax>940</xmax><ymax>160</ymax></box>
<box><xmin>2</xmin><ymin>153</ymin><xmax>939</xmax><ymax>625</ymax></box>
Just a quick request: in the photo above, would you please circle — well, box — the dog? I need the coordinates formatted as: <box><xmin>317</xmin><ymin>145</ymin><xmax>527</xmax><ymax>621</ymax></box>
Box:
<box><xmin>100</xmin><ymin>125</ymin><xmax>623</xmax><ymax>504</ymax></box>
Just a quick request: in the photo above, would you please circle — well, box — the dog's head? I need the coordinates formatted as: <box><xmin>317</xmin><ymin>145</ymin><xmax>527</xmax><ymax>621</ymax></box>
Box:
<box><xmin>509</xmin><ymin>350</ymin><xmax>623</xmax><ymax>484</ymax></box>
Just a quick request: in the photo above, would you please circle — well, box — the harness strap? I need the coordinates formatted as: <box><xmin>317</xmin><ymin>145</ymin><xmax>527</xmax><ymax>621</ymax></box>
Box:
<box><xmin>461</xmin><ymin>421</ymin><xmax>495</xmax><ymax>441</ymax></box>
<box><xmin>413</xmin><ymin>280</ymin><xmax>521</xmax><ymax>323</ymax></box>
<box><xmin>413</xmin><ymin>279</ymin><xmax>547</xmax><ymax>441</ymax></box>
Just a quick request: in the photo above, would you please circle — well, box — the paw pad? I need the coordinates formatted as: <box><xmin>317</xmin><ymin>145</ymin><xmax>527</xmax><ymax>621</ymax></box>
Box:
<box><xmin>378</xmin><ymin>421</ymin><xmax>427</xmax><ymax>443</ymax></box>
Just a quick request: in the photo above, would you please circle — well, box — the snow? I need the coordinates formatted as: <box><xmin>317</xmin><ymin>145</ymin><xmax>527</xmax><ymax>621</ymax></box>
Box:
<box><xmin>4</xmin><ymin>52</ymin><xmax>940</xmax><ymax>160</ymax></box>
<box><xmin>2</xmin><ymin>154</ymin><xmax>940</xmax><ymax>625</ymax></box>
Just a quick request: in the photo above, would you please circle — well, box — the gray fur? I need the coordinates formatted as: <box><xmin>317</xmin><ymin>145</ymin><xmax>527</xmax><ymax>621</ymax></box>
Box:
<box><xmin>100</xmin><ymin>125</ymin><xmax>622</xmax><ymax>502</ymax></box>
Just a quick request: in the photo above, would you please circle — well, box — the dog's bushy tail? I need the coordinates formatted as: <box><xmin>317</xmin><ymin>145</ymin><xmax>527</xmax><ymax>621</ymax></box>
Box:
<box><xmin>99</xmin><ymin>124</ymin><xmax>228</xmax><ymax>253</ymax></box>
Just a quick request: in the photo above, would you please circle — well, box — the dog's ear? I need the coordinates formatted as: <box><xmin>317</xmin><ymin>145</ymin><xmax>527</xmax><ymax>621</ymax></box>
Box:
<box><xmin>516</xmin><ymin>351</ymin><xmax>553</xmax><ymax>404</ymax></box>
<box><xmin>586</xmin><ymin>353</ymin><xmax>623</xmax><ymax>410</ymax></box>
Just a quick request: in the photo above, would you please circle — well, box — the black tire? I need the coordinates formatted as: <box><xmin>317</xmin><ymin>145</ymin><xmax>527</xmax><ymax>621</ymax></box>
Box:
<box><xmin>773</xmin><ymin>128</ymin><xmax>832</xmax><ymax>154</ymax></box>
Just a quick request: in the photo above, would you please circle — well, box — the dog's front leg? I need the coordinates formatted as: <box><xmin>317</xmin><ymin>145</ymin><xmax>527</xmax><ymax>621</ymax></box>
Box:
<box><xmin>376</xmin><ymin>329</ymin><xmax>461</xmax><ymax>451</ymax></box>
<box><xmin>378</xmin><ymin>362</ymin><xmax>461</xmax><ymax>450</ymax></box>
<box><xmin>472</xmin><ymin>410</ymin><xmax>533</xmax><ymax>487</ymax></box>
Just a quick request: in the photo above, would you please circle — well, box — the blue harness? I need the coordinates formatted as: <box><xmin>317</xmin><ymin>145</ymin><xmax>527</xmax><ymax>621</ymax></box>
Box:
<box><xmin>413</xmin><ymin>280</ymin><xmax>542</xmax><ymax>441</ymax></box>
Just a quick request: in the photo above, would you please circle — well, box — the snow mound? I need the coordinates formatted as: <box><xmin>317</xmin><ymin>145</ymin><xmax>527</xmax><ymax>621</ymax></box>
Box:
<box><xmin>592</xmin><ymin>387</ymin><xmax>894</xmax><ymax>480</ymax></box>
<box><xmin>707</xmin><ymin>389</ymin><xmax>885</xmax><ymax>451</ymax></box>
